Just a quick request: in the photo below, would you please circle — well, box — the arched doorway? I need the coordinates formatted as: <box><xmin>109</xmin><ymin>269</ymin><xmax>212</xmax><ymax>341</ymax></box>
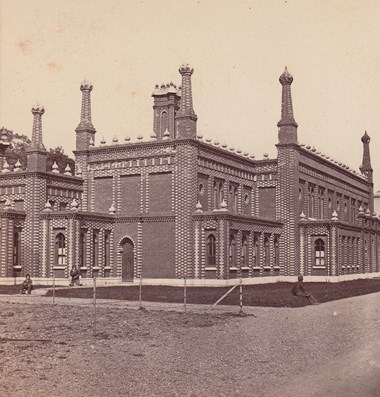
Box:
<box><xmin>121</xmin><ymin>238</ymin><xmax>134</xmax><ymax>281</ymax></box>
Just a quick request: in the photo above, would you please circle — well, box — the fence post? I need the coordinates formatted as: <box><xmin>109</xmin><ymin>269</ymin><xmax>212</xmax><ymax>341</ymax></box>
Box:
<box><xmin>239</xmin><ymin>276</ymin><xmax>244</xmax><ymax>316</ymax></box>
<box><xmin>184</xmin><ymin>277</ymin><xmax>187</xmax><ymax>313</ymax></box>
<box><xmin>52</xmin><ymin>272</ymin><xmax>55</xmax><ymax>305</ymax></box>
<box><xmin>93</xmin><ymin>277</ymin><xmax>97</xmax><ymax>336</ymax></box>
<box><xmin>139</xmin><ymin>275</ymin><xmax>143</xmax><ymax>309</ymax></box>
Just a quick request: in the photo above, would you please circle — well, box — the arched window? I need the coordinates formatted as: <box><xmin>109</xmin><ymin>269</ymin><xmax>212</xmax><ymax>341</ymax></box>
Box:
<box><xmin>213</xmin><ymin>181</ymin><xmax>218</xmax><ymax>209</ymax></box>
<box><xmin>263</xmin><ymin>236</ymin><xmax>270</xmax><ymax>266</ymax></box>
<box><xmin>274</xmin><ymin>237</ymin><xmax>279</xmax><ymax>267</ymax></box>
<box><xmin>315</xmin><ymin>239</ymin><xmax>325</xmax><ymax>266</ymax></box>
<box><xmin>104</xmin><ymin>232</ymin><xmax>110</xmax><ymax>267</ymax></box>
<box><xmin>206</xmin><ymin>234</ymin><xmax>216</xmax><ymax>266</ymax></box>
<box><xmin>55</xmin><ymin>233</ymin><xmax>66</xmax><ymax>265</ymax></box>
<box><xmin>79</xmin><ymin>232</ymin><xmax>86</xmax><ymax>267</ymax></box>
<box><xmin>214</xmin><ymin>181</ymin><xmax>224</xmax><ymax>209</ymax></box>
<box><xmin>241</xmin><ymin>236</ymin><xmax>248</xmax><ymax>267</ymax></box>
<box><xmin>93</xmin><ymin>230</ymin><xmax>99</xmax><ymax>266</ymax></box>
<box><xmin>229</xmin><ymin>235</ymin><xmax>236</xmax><ymax>267</ymax></box>
<box><xmin>253</xmin><ymin>235</ymin><xmax>259</xmax><ymax>266</ymax></box>
<box><xmin>160</xmin><ymin>111</ymin><xmax>168</xmax><ymax>135</ymax></box>
<box><xmin>234</xmin><ymin>187</ymin><xmax>238</xmax><ymax>212</ymax></box>
<box><xmin>13</xmin><ymin>231</ymin><xmax>21</xmax><ymax>266</ymax></box>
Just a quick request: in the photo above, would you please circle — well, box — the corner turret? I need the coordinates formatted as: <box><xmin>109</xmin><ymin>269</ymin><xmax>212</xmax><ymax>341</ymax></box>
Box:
<box><xmin>277</xmin><ymin>67</ymin><xmax>298</xmax><ymax>144</ymax></box>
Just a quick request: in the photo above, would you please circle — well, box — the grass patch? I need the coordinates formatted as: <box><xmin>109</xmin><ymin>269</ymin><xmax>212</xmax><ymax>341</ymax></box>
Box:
<box><xmin>2</xmin><ymin>279</ymin><xmax>380</xmax><ymax>307</ymax></box>
<box><xmin>41</xmin><ymin>279</ymin><xmax>380</xmax><ymax>307</ymax></box>
<box><xmin>0</xmin><ymin>285</ymin><xmax>53</xmax><ymax>295</ymax></box>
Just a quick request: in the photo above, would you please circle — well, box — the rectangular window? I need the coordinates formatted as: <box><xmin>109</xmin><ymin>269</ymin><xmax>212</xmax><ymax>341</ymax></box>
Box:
<box><xmin>92</xmin><ymin>230</ymin><xmax>99</xmax><ymax>266</ymax></box>
<box><xmin>104</xmin><ymin>232</ymin><xmax>110</xmax><ymax>266</ymax></box>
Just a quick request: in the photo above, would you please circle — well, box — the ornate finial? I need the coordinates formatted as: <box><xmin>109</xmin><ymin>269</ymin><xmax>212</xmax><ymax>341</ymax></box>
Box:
<box><xmin>279</xmin><ymin>66</ymin><xmax>293</xmax><ymax>85</ymax></box>
<box><xmin>361</xmin><ymin>131</ymin><xmax>370</xmax><ymax>143</ymax></box>
<box><xmin>70</xmin><ymin>198</ymin><xmax>79</xmax><ymax>211</ymax></box>
<box><xmin>44</xmin><ymin>201</ymin><xmax>52</xmax><ymax>212</ymax></box>
<box><xmin>76</xmin><ymin>165</ymin><xmax>82</xmax><ymax>176</ymax></box>
<box><xmin>331</xmin><ymin>210</ymin><xmax>338</xmax><ymax>221</ymax></box>
<box><xmin>124</xmin><ymin>135</ymin><xmax>131</xmax><ymax>142</ymax></box>
<box><xmin>179</xmin><ymin>64</ymin><xmax>194</xmax><ymax>75</ymax></box>
<box><xmin>31</xmin><ymin>104</ymin><xmax>45</xmax><ymax>115</ymax></box>
<box><xmin>4</xmin><ymin>198</ymin><xmax>11</xmax><ymax>210</ymax></box>
<box><xmin>220</xmin><ymin>199</ymin><xmax>228</xmax><ymax>211</ymax></box>
<box><xmin>2</xmin><ymin>160</ymin><xmax>10</xmax><ymax>173</ymax></box>
<box><xmin>112</xmin><ymin>136</ymin><xmax>119</xmax><ymax>144</ymax></box>
<box><xmin>64</xmin><ymin>164</ymin><xmax>72</xmax><ymax>175</ymax></box>
<box><xmin>162</xmin><ymin>128</ymin><xmax>170</xmax><ymax>140</ymax></box>
<box><xmin>195</xmin><ymin>201</ymin><xmax>203</xmax><ymax>212</ymax></box>
<box><xmin>52</xmin><ymin>161</ymin><xmax>59</xmax><ymax>173</ymax></box>
<box><xmin>109</xmin><ymin>203</ymin><xmax>116</xmax><ymax>214</ymax></box>
<box><xmin>80</xmin><ymin>79</ymin><xmax>93</xmax><ymax>91</ymax></box>
<box><xmin>14</xmin><ymin>160</ymin><xmax>22</xmax><ymax>171</ymax></box>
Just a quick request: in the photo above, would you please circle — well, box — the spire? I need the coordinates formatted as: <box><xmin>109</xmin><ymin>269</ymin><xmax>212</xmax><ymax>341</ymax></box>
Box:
<box><xmin>175</xmin><ymin>64</ymin><xmax>197</xmax><ymax>139</ymax></box>
<box><xmin>277</xmin><ymin>67</ymin><xmax>298</xmax><ymax>144</ymax></box>
<box><xmin>360</xmin><ymin>131</ymin><xmax>373</xmax><ymax>179</ymax></box>
<box><xmin>30</xmin><ymin>105</ymin><xmax>45</xmax><ymax>150</ymax></box>
<box><xmin>76</xmin><ymin>80</ymin><xmax>95</xmax><ymax>132</ymax></box>
<box><xmin>27</xmin><ymin>105</ymin><xmax>47</xmax><ymax>172</ymax></box>
<box><xmin>75</xmin><ymin>80</ymin><xmax>96</xmax><ymax>151</ymax></box>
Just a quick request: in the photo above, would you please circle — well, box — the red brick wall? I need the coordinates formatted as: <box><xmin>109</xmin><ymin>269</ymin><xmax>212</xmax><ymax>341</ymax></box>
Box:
<box><xmin>148</xmin><ymin>172</ymin><xmax>172</xmax><ymax>213</ymax></box>
<box><xmin>259</xmin><ymin>187</ymin><xmax>276</xmax><ymax>219</ymax></box>
<box><xmin>94</xmin><ymin>177</ymin><xmax>113</xmax><ymax>213</ymax></box>
<box><xmin>120</xmin><ymin>175</ymin><xmax>141</xmax><ymax>215</ymax></box>
<box><xmin>142</xmin><ymin>221</ymin><xmax>175</xmax><ymax>278</ymax></box>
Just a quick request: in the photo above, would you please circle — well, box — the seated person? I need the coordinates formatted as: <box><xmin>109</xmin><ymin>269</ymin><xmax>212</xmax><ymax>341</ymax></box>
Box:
<box><xmin>292</xmin><ymin>275</ymin><xmax>319</xmax><ymax>305</ymax></box>
<box><xmin>69</xmin><ymin>265</ymin><xmax>81</xmax><ymax>286</ymax></box>
<box><xmin>20</xmin><ymin>274</ymin><xmax>33</xmax><ymax>295</ymax></box>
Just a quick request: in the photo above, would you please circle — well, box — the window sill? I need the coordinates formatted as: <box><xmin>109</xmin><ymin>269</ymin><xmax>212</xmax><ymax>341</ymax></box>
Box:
<box><xmin>92</xmin><ymin>267</ymin><xmax>101</xmax><ymax>270</ymax></box>
<box><xmin>313</xmin><ymin>266</ymin><xmax>326</xmax><ymax>269</ymax></box>
<box><xmin>205</xmin><ymin>267</ymin><xmax>217</xmax><ymax>271</ymax></box>
<box><xmin>104</xmin><ymin>266</ymin><xmax>112</xmax><ymax>270</ymax></box>
<box><xmin>263</xmin><ymin>266</ymin><xmax>271</xmax><ymax>270</ymax></box>
<box><xmin>13</xmin><ymin>266</ymin><xmax>22</xmax><ymax>269</ymax></box>
<box><xmin>229</xmin><ymin>267</ymin><xmax>238</xmax><ymax>271</ymax></box>
<box><xmin>241</xmin><ymin>267</ymin><xmax>250</xmax><ymax>270</ymax></box>
<box><xmin>79</xmin><ymin>267</ymin><xmax>88</xmax><ymax>271</ymax></box>
<box><xmin>53</xmin><ymin>266</ymin><xmax>66</xmax><ymax>270</ymax></box>
<box><xmin>274</xmin><ymin>266</ymin><xmax>280</xmax><ymax>270</ymax></box>
<box><xmin>252</xmin><ymin>267</ymin><xmax>261</xmax><ymax>270</ymax></box>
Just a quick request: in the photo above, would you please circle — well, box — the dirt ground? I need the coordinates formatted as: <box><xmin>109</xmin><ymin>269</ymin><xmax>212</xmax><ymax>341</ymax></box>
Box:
<box><xmin>0</xmin><ymin>293</ymin><xmax>379</xmax><ymax>397</ymax></box>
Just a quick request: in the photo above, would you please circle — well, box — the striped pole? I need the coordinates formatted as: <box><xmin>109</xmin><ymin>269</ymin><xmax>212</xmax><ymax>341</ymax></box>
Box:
<box><xmin>184</xmin><ymin>277</ymin><xmax>187</xmax><ymax>313</ymax></box>
<box><xmin>139</xmin><ymin>275</ymin><xmax>143</xmax><ymax>309</ymax></box>
<box><xmin>93</xmin><ymin>277</ymin><xmax>97</xmax><ymax>335</ymax></box>
<box><xmin>52</xmin><ymin>272</ymin><xmax>55</xmax><ymax>305</ymax></box>
<box><xmin>239</xmin><ymin>276</ymin><xmax>244</xmax><ymax>316</ymax></box>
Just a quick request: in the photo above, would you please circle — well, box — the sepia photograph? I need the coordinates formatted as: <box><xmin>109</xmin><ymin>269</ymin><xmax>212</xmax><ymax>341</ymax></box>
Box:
<box><xmin>0</xmin><ymin>1</ymin><xmax>379</xmax><ymax>396</ymax></box>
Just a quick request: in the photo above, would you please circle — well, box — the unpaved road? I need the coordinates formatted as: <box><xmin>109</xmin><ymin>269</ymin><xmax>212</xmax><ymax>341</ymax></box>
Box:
<box><xmin>0</xmin><ymin>292</ymin><xmax>379</xmax><ymax>397</ymax></box>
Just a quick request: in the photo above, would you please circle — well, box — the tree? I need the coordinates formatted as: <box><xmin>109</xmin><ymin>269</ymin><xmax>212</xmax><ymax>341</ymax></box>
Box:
<box><xmin>3</xmin><ymin>129</ymin><xmax>75</xmax><ymax>173</ymax></box>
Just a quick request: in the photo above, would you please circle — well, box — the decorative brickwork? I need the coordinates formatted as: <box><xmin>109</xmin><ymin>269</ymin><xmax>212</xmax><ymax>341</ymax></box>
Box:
<box><xmin>1</xmin><ymin>65</ymin><xmax>379</xmax><ymax>283</ymax></box>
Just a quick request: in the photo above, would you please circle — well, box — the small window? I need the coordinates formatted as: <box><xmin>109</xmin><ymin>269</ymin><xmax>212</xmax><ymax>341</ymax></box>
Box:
<box><xmin>206</xmin><ymin>234</ymin><xmax>216</xmax><ymax>266</ymax></box>
<box><xmin>315</xmin><ymin>239</ymin><xmax>325</xmax><ymax>266</ymax></box>
<box><xmin>241</xmin><ymin>236</ymin><xmax>248</xmax><ymax>267</ymax></box>
<box><xmin>55</xmin><ymin>233</ymin><xmax>66</xmax><ymax>265</ymax></box>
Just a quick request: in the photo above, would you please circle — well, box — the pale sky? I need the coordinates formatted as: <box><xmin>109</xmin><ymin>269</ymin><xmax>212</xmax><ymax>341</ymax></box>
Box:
<box><xmin>1</xmin><ymin>0</ymin><xmax>380</xmax><ymax>189</ymax></box>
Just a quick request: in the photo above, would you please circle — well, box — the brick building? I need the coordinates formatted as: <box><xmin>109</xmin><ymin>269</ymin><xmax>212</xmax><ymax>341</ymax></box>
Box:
<box><xmin>1</xmin><ymin>65</ymin><xmax>379</xmax><ymax>284</ymax></box>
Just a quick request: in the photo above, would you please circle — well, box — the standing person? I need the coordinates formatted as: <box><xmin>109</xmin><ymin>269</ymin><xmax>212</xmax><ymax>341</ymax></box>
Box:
<box><xmin>69</xmin><ymin>265</ymin><xmax>81</xmax><ymax>286</ymax></box>
<box><xmin>292</xmin><ymin>275</ymin><xmax>319</xmax><ymax>305</ymax></box>
<box><xmin>20</xmin><ymin>274</ymin><xmax>33</xmax><ymax>295</ymax></box>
